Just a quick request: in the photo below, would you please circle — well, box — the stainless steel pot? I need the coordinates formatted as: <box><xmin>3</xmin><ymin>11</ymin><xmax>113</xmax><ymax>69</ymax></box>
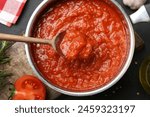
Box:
<box><xmin>25</xmin><ymin>0</ymin><xmax>149</xmax><ymax>96</ymax></box>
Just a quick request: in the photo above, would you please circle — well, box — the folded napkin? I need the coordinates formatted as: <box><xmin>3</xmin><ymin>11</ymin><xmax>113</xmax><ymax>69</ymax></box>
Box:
<box><xmin>0</xmin><ymin>0</ymin><xmax>27</xmax><ymax>27</ymax></box>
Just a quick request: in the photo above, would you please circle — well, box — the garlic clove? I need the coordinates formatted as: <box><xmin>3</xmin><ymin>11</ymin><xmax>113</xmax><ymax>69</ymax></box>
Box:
<box><xmin>123</xmin><ymin>0</ymin><xmax>147</xmax><ymax>10</ymax></box>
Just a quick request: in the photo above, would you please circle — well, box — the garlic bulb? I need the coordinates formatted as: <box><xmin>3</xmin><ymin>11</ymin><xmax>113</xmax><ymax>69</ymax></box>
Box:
<box><xmin>123</xmin><ymin>0</ymin><xmax>147</xmax><ymax>10</ymax></box>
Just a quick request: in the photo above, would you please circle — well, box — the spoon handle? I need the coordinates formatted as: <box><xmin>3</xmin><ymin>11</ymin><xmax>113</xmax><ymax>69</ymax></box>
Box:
<box><xmin>0</xmin><ymin>33</ymin><xmax>50</xmax><ymax>44</ymax></box>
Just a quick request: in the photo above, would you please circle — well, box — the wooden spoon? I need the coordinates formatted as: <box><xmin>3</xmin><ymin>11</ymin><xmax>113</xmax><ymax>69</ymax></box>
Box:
<box><xmin>0</xmin><ymin>32</ymin><xmax>65</xmax><ymax>52</ymax></box>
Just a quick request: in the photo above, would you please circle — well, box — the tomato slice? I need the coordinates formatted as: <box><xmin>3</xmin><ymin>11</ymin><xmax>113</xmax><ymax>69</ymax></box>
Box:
<box><xmin>12</xmin><ymin>75</ymin><xmax>46</xmax><ymax>100</ymax></box>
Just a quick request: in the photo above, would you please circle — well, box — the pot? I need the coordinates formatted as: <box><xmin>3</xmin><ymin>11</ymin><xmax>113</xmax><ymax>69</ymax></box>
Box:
<box><xmin>25</xmin><ymin>0</ymin><xmax>149</xmax><ymax>96</ymax></box>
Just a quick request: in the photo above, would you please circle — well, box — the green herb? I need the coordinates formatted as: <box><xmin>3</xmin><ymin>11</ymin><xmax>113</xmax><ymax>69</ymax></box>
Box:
<box><xmin>0</xmin><ymin>41</ymin><xmax>12</xmax><ymax>64</ymax></box>
<box><xmin>0</xmin><ymin>41</ymin><xmax>12</xmax><ymax>91</ymax></box>
<box><xmin>0</xmin><ymin>70</ymin><xmax>12</xmax><ymax>90</ymax></box>
<box><xmin>8</xmin><ymin>83</ymin><xmax>15</xmax><ymax>100</ymax></box>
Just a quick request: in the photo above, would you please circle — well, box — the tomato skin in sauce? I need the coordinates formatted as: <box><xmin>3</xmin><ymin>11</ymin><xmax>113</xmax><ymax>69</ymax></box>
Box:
<box><xmin>31</xmin><ymin>0</ymin><xmax>128</xmax><ymax>91</ymax></box>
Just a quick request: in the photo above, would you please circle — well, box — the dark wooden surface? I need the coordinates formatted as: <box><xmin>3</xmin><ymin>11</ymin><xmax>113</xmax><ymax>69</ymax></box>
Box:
<box><xmin>0</xmin><ymin>0</ymin><xmax>150</xmax><ymax>100</ymax></box>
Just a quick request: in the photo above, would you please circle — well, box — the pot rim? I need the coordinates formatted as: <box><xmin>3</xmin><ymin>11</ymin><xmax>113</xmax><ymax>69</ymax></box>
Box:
<box><xmin>25</xmin><ymin>0</ymin><xmax>135</xmax><ymax>96</ymax></box>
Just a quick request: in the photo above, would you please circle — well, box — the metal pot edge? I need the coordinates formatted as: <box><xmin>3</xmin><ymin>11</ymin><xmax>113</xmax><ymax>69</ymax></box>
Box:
<box><xmin>25</xmin><ymin>0</ymin><xmax>135</xmax><ymax>96</ymax></box>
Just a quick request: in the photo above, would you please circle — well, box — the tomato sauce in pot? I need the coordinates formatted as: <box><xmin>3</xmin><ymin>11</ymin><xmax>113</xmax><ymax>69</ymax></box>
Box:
<box><xmin>31</xmin><ymin>0</ymin><xmax>129</xmax><ymax>91</ymax></box>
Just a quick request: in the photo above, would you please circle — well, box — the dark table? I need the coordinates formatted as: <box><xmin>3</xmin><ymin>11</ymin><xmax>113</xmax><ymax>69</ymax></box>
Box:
<box><xmin>0</xmin><ymin>0</ymin><xmax>150</xmax><ymax>100</ymax></box>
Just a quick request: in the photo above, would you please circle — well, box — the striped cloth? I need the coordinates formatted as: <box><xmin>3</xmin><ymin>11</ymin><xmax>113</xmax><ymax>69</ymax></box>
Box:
<box><xmin>0</xmin><ymin>0</ymin><xmax>27</xmax><ymax>27</ymax></box>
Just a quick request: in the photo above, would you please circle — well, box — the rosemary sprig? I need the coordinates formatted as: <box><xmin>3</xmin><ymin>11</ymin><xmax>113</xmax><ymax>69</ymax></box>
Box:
<box><xmin>0</xmin><ymin>41</ymin><xmax>12</xmax><ymax>64</ymax></box>
<box><xmin>0</xmin><ymin>70</ymin><xmax>12</xmax><ymax>90</ymax></box>
<box><xmin>0</xmin><ymin>41</ymin><xmax>12</xmax><ymax>91</ymax></box>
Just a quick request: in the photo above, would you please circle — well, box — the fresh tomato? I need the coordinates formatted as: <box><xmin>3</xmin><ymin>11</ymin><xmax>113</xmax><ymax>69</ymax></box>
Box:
<box><xmin>12</xmin><ymin>75</ymin><xmax>46</xmax><ymax>100</ymax></box>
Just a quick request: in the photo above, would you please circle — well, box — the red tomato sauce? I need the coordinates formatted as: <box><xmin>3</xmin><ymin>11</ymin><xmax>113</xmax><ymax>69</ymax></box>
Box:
<box><xmin>31</xmin><ymin>0</ymin><xmax>129</xmax><ymax>91</ymax></box>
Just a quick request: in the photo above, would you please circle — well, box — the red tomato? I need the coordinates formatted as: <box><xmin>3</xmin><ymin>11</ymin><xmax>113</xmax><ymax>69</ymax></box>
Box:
<box><xmin>12</xmin><ymin>75</ymin><xmax>46</xmax><ymax>100</ymax></box>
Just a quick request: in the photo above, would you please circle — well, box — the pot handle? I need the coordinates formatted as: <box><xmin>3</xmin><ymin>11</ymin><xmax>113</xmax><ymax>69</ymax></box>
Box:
<box><xmin>130</xmin><ymin>4</ymin><xmax>150</xmax><ymax>24</ymax></box>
